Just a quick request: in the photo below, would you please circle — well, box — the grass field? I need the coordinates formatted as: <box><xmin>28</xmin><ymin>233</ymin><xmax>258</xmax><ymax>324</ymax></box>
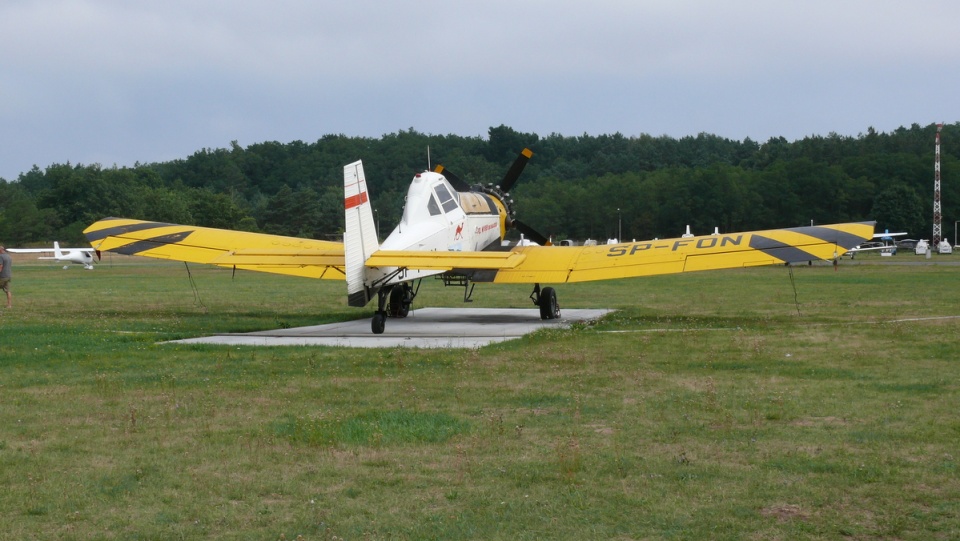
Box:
<box><xmin>1</xmin><ymin>253</ymin><xmax>958</xmax><ymax>540</ymax></box>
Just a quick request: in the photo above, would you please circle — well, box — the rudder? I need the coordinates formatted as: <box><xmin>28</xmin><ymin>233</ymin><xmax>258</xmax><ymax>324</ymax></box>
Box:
<box><xmin>343</xmin><ymin>160</ymin><xmax>380</xmax><ymax>307</ymax></box>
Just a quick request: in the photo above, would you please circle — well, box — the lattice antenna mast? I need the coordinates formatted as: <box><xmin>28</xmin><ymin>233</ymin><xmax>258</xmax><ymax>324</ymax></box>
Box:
<box><xmin>934</xmin><ymin>123</ymin><xmax>943</xmax><ymax>247</ymax></box>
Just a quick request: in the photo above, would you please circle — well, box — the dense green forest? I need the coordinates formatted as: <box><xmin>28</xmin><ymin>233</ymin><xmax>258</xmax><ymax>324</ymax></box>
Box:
<box><xmin>1</xmin><ymin>123</ymin><xmax>958</xmax><ymax>246</ymax></box>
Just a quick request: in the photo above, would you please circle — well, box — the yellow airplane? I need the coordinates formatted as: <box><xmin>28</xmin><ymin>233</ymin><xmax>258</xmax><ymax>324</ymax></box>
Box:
<box><xmin>84</xmin><ymin>149</ymin><xmax>875</xmax><ymax>334</ymax></box>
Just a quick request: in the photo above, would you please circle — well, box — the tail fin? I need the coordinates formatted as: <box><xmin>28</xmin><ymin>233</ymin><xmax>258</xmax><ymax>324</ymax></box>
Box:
<box><xmin>54</xmin><ymin>241</ymin><xmax>63</xmax><ymax>259</ymax></box>
<box><xmin>344</xmin><ymin>160</ymin><xmax>380</xmax><ymax>307</ymax></box>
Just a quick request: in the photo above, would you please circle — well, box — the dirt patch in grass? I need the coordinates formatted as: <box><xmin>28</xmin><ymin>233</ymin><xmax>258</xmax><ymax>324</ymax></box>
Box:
<box><xmin>760</xmin><ymin>503</ymin><xmax>809</xmax><ymax>522</ymax></box>
<box><xmin>790</xmin><ymin>416</ymin><xmax>850</xmax><ymax>427</ymax></box>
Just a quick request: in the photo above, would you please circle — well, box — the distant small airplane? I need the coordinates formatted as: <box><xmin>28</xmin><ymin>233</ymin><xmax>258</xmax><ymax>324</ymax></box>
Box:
<box><xmin>847</xmin><ymin>229</ymin><xmax>907</xmax><ymax>257</ymax></box>
<box><xmin>8</xmin><ymin>241</ymin><xmax>99</xmax><ymax>269</ymax></box>
<box><xmin>875</xmin><ymin>230</ymin><xmax>908</xmax><ymax>242</ymax></box>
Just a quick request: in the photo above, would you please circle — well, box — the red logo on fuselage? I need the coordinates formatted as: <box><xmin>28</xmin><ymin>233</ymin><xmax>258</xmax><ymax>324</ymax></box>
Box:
<box><xmin>476</xmin><ymin>222</ymin><xmax>497</xmax><ymax>234</ymax></box>
<box><xmin>454</xmin><ymin>222</ymin><xmax>464</xmax><ymax>240</ymax></box>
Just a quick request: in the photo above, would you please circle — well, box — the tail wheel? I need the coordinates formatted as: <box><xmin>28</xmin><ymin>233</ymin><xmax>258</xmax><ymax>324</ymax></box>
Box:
<box><xmin>538</xmin><ymin>286</ymin><xmax>559</xmax><ymax>320</ymax></box>
<box><xmin>371</xmin><ymin>312</ymin><xmax>387</xmax><ymax>334</ymax></box>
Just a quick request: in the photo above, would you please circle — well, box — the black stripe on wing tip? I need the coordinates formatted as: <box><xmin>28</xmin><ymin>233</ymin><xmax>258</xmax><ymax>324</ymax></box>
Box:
<box><xmin>785</xmin><ymin>226</ymin><xmax>870</xmax><ymax>250</ymax></box>
<box><xmin>110</xmin><ymin>231</ymin><xmax>194</xmax><ymax>256</ymax></box>
<box><xmin>85</xmin><ymin>220</ymin><xmax>179</xmax><ymax>242</ymax></box>
<box><xmin>749</xmin><ymin>235</ymin><xmax>817</xmax><ymax>263</ymax></box>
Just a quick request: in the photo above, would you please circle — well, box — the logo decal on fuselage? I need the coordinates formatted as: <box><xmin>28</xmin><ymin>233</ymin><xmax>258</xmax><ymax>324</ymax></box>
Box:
<box><xmin>475</xmin><ymin>222</ymin><xmax>498</xmax><ymax>235</ymax></box>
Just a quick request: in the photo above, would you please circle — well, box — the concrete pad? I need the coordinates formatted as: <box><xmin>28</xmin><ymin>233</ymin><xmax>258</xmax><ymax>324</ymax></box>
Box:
<box><xmin>167</xmin><ymin>307</ymin><xmax>612</xmax><ymax>348</ymax></box>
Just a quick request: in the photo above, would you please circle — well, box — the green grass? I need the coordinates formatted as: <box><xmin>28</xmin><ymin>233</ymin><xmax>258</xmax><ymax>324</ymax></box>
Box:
<box><xmin>1</xmin><ymin>254</ymin><xmax>959</xmax><ymax>539</ymax></box>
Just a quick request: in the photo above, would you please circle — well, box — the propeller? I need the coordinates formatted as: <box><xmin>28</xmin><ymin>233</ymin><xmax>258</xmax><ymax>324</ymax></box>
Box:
<box><xmin>433</xmin><ymin>164</ymin><xmax>472</xmax><ymax>192</ymax></box>
<box><xmin>494</xmin><ymin>148</ymin><xmax>551</xmax><ymax>245</ymax></box>
<box><xmin>498</xmin><ymin>148</ymin><xmax>533</xmax><ymax>193</ymax></box>
<box><xmin>512</xmin><ymin>219</ymin><xmax>550</xmax><ymax>246</ymax></box>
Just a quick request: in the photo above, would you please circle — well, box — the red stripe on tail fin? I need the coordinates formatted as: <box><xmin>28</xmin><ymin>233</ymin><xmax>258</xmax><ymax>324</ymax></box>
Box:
<box><xmin>344</xmin><ymin>191</ymin><xmax>368</xmax><ymax>209</ymax></box>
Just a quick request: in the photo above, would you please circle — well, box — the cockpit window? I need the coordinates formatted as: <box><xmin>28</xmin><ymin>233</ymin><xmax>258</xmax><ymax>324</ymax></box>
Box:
<box><xmin>434</xmin><ymin>184</ymin><xmax>459</xmax><ymax>213</ymax></box>
<box><xmin>427</xmin><ymin>194</ymin><xmax>441</xmax><ymax>216</ymax></box>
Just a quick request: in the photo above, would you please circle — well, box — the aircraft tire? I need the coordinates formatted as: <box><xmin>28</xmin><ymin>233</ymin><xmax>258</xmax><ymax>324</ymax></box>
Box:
<box><xmin>539</xmin><ymin>287</ymin><xmax>559</xmax><ymax>320</ymax></box>
<box><xmin>372</xmin><ymin>312</ymin><xmax>387</xmax><ymax>334</ymax></box>
<box><xmin>389</xmin><ymin>285</ymin><xmax>411</xmax><ymax>318</ymax></box>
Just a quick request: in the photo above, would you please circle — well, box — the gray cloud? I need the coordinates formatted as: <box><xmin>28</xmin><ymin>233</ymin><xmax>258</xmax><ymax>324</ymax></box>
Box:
<box><xmin>2</xmin><ymin>0</ymin><xmax>959</xmax><ymax>180</ymax></box>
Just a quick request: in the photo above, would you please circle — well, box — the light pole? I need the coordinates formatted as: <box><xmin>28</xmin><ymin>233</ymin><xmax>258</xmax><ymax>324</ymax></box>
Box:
<box><xmin>617</xmin><ymin>208</ymin><xmax>622</xmax><ymax>242</ymax></box>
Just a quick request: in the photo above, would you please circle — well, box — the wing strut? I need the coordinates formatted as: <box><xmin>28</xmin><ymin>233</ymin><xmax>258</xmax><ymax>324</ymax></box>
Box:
<box><xmin>183</xmin><ymin>262</ymin><xmax>206</xmax><ymax>310</ymax></box>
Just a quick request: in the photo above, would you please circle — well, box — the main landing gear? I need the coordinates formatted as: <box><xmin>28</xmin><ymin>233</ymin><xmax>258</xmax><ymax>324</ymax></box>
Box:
<box><xmin>370</xmin><ymin>282</ymin><xmax>417</xmax><ymax>334</ymax></box>
<box><xmin>369</xmin><ymin>281</ymin><xmax>559</xmax><ymax>334</ymax></box>
<box><xmin>531</xmin><ymin>283</ymin><xmax>560</xmax><ymax>320</ymax></box>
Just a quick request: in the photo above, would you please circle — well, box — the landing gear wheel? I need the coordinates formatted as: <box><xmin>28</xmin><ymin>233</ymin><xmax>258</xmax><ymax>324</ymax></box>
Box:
<box><xmin>538</xmin><ymin>286</ymin><xmax>559</xmax><ymax>320</ymax></box>
<box><xmin>388</xmin><ymin>284</ymin><xmax>411</xmax><ymax>318</ymax></box>
<box><xmin>371</xmin><ymin>311</ymin><xmax>387</xmax><ymax>334</ymax></box>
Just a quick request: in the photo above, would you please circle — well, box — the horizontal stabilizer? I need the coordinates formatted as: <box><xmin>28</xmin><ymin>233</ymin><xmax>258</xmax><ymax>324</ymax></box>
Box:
<box><xmin>365</xmin><ymin>250</ymin><xmax>526</xmax><ymax>271</ymax></box>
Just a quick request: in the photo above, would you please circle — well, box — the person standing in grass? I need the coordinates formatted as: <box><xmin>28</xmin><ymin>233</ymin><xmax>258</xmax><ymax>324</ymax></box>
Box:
<box><xmin>0</xmin><ymin>245</ymin><xmax>12</xmax><ymax>308</ymax></box>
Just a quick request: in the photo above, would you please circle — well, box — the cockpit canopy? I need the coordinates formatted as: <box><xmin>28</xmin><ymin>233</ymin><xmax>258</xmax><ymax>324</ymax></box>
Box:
<box><xmin>401</xmin><ymin>172</ymin><xmax>500</xmax><ymax>225</ymax></box>
<box><xmin>402</xmin><ymin>172</ymin><xmax>460</xmax><ymax>225</ymax></box>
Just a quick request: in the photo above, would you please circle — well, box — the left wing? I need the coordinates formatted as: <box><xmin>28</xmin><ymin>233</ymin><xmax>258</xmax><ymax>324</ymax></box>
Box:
<box><xmin>83</xmin><ymin>218</ymin><xmax>346</xmax><ymax>280</ymax></box>
<box><xmin>365</xmin><ymin>222</ymin><xmax>875</xmax><ymax>284</ymax></box>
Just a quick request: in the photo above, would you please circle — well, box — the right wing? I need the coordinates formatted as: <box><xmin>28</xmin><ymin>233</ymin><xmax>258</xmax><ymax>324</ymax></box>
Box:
<box><xmin>489</xmin><ymin>222</ymin><xmax>875</xmax><ymax>284</ymax></box>
<box><xmin>361</xmin><ymin>222</ymin><xmax>875</xmax><ymax>284</ymax></box>
<box><xmin>83</xmin><ymin>218</ymin><xmax>346</xmax><ymax>280</ymax></box>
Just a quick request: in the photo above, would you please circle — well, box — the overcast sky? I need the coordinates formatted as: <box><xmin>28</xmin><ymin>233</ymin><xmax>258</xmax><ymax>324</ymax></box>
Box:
<box><xmin>2</xmin><ymin>0</ymin><xmax>958</xmax><ymax>180</ymax></box>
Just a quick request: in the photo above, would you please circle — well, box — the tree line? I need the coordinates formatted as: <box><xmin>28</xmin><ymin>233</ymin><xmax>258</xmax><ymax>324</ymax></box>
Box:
<box><xmin>1</xmin><ymin>123</ymin><xmax>957</xmax><ymax>246</ymax></box>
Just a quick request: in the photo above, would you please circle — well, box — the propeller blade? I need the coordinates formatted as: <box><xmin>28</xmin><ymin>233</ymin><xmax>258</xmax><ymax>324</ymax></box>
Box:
<box><xmin>433</xmin><ymin>165</ymin><xmax>472</xmax><ymax>192</ymax></box>
<box><xmin>498</xmin><ymin>148</ymin><xmax>534</xmax><ymax>193</ymax></box>
<box><xmin>513</xmin><ymin>219</ymin><xmax>550</xmax><ymax>246</ymax></box>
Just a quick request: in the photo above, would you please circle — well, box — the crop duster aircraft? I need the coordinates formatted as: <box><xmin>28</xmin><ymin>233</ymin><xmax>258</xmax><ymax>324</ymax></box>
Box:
<box><xmin>83</xmin><ymin>149</ymin><xmax>875</xmax><ymax>334</ymax></box>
